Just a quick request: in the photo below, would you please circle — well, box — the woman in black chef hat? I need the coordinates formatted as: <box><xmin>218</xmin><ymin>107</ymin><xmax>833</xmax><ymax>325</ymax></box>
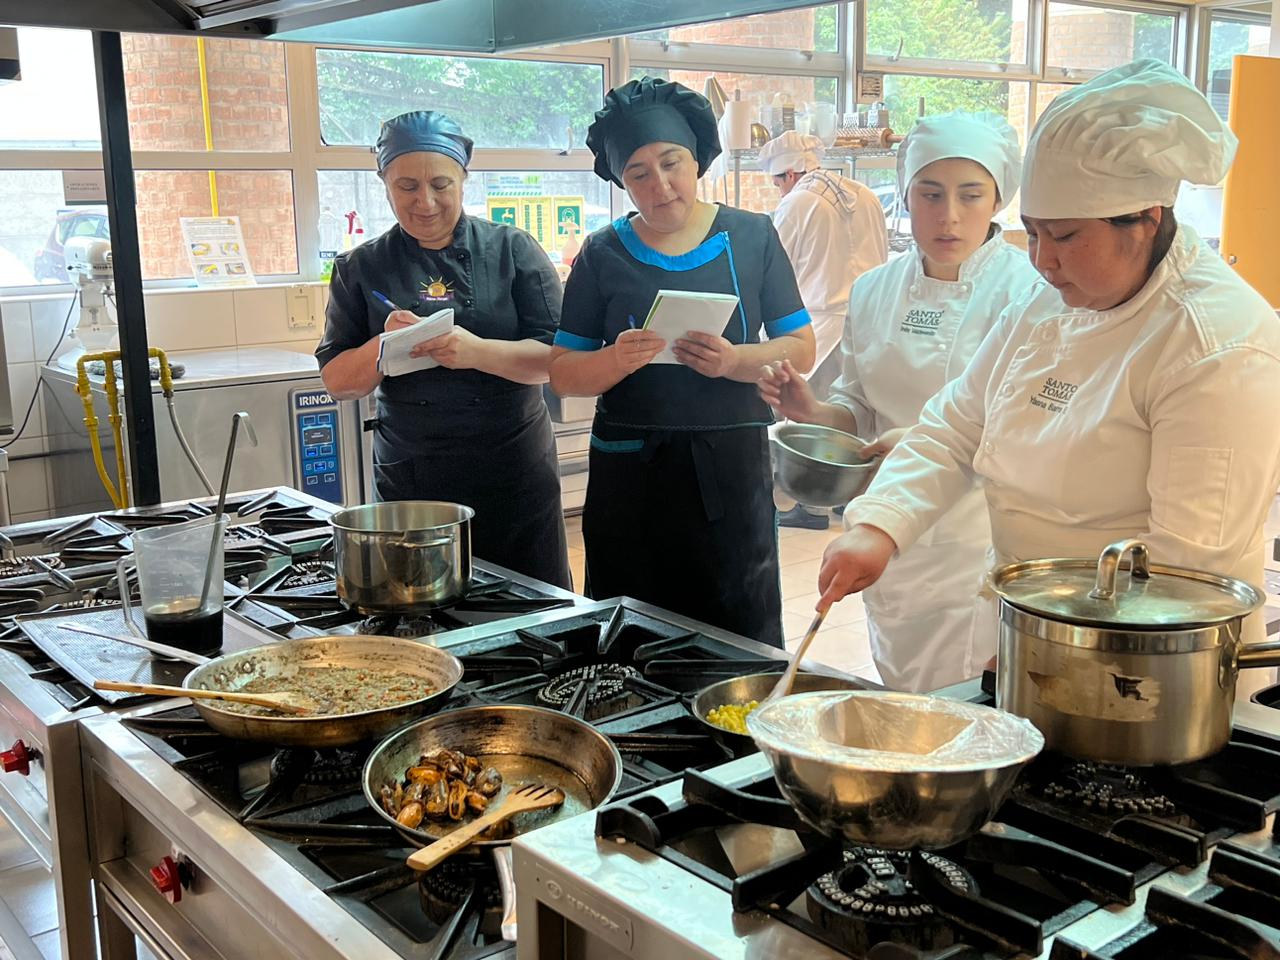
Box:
<box><xmin>549</xmin><ymin>78</ymin><xmax>816</xmax><ymax>646</ymax></box>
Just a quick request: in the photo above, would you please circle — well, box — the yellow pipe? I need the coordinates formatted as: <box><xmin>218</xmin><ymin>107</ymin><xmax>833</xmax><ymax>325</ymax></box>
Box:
<box><xmin>75</xmin><ymin>348</ymin><xmax>177</xmax><ymax>509</ymax></box>
<box><xmin>74</xmin><ymin>355</ymin><xmax>123</xmax><ymax>510</ymax></box>
<box><xmin>101</xmin><ymin>360</ymin><xmax>130</xmax><ymax>508</ymax></box>
<box><xmin>196</xmin><ymin>37</ymin><xmax>219</xmax><ymax>216</ymax></box>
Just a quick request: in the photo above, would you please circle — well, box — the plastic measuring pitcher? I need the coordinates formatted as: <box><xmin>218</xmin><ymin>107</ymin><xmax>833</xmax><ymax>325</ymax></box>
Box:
<box><xmin>115</xmin><ymin>514</ymin><xmax>228</xmax><ymax>654</ymax></box>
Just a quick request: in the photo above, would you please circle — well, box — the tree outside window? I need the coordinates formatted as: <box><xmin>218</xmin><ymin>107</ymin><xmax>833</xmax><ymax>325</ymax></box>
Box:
<box><xmin>316</xmin><ymin>50</ymin><xmax>603</xmax><ymax>150</ymax></box>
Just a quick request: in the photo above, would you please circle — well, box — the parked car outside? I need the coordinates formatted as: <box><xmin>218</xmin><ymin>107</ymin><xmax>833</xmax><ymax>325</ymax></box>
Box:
<box><xmin>33</xmin><ymin>206</ymin><xmax>109</xmax><ymax>283</ymax></box>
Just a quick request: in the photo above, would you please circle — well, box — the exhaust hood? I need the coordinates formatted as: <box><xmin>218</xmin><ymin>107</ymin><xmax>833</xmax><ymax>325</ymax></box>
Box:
<box><xmin>8</xmin><ymin>0</ymin><xmax>825</xmax><ymax>52</ymax></box>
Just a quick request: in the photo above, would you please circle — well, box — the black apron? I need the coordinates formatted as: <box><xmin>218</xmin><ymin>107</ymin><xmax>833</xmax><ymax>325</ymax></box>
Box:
<box><xmin>582</xmin><ymin>420</ymin><xmax>782</xmax><ymax>647</ymax></box>
<box><xmin>373</xmin><ymin>388</ymin><xmax>571</xmax><ymax>591</ymax></box>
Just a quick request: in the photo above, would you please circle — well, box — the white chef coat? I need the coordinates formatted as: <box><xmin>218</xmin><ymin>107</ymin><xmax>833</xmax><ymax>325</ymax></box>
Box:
<box><xmin>830</xmin><ymin>229</ymin><xmax>1040</xmax><ymax>692</ymax></box>
<box><xmin>846</xmin><ymin>224</ymin><xmax>1280</xmax><ymax>698</ymax></box>
<box><xmin>771</xmin><ymin>170</ymin><xmax>888</xmax><ymax>374</ymax></box>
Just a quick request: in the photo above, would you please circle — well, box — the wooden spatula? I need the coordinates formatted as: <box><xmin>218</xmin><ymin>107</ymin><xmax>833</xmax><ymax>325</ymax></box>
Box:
<box><xmin>406</xmin><ymin>783</ymin><xmax>566</xmax><ymax>872</ymax></box>
<box><xmin>93</xmin><ymin>680</ymin><xmax>317</xmax><ymax>715</ymax></box>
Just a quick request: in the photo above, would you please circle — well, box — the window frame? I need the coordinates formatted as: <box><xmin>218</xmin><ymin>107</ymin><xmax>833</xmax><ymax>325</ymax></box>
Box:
<box><xmin>0</xmin><ymin>3</ymin><xmax>1250</xmax><ymax>297</ymax></box>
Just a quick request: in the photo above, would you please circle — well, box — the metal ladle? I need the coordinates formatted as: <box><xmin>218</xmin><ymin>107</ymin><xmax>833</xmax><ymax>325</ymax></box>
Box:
<box><xmin>197</xmin><ymin>412</ymin><xmax>257</xmax><ymax>610</ymax></box>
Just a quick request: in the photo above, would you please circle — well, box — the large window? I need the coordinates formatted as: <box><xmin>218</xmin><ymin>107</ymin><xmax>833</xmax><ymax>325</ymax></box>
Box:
<box><xmin>0</xmin><ymin>29</ymin><xmax>102</xmax><ymax>149</ymax></box>
<box><xmin>631</xmin><ymin>6</ymin><xmax>839</xmax><ymax>52</ymax></box>
<box><xmin>864</xmin><ymin>0</ymin><xmax>1022</xmax><ymax>67</ymax></box>
<box><xmin>1206</xmin><ymin>15</ymin><xmax>1272</xmax><ymax>118</ymax></box>
<box><xmin>122</xmin><ymin>35</ymin><xmax>290</xmax><ymax>152</ymax></box>
<box><xmin>315</xmin><ymin>49</ymin><xmax>604</xmax><ymax>150</ymax></box>
<box><xmin>317</xmin><ymin>170</ymin><xmax>610</xmax><ymax>260</ymax></box>
<box><xmin>1046</xmin><ymin>3</ymin><xmax>1178</xmax><ymax>75</ymax></box>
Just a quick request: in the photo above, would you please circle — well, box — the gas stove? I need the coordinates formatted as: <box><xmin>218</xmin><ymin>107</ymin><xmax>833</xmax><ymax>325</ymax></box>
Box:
<box><xmin>512</xmin><ymin>682</ymin><xmax>1280</xmax><ymax>960</ymax></box>
<box><xmin>0</xmin><ymin>485</ymin><xmax>581</xmax><ymax>960</ymax></box>
<box><xmin>78</xmin><ymin>597</ymin><xmax>844</xmax><ymax>960</ymax></box>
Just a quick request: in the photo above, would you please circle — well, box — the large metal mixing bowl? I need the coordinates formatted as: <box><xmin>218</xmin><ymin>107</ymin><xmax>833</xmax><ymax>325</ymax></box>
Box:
<box><xmin>771</xmin><ymin>424</ymin><xmax>878</xmax><ymax>508</ymax></box>
<box><xmin>748</xmin><ymin>691</ymin><xmax>1043</xmax><ymax>850</ymax></box>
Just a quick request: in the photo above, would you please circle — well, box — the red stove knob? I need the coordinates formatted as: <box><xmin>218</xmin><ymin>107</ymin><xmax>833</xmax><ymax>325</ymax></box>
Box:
<box><xmin>149</xmin><ymin>856</ymin><xmax>183</xmax><ymax>903</ymax></box>
<box><xmin>0</xmin><ymin>740</ymin><xmax>32</xmax><ymax>776</ymax></box>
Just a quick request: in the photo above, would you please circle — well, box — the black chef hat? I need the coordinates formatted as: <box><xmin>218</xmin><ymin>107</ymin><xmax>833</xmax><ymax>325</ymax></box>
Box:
<box><xmin>377</xmin><ymin>110</ymin><xmax>474</xmax><ymax>172</ymax></box>
<box><xmin>586</xmin><ymin>77</ymin><xmax>722</xmax><ymax>186</ymax></box>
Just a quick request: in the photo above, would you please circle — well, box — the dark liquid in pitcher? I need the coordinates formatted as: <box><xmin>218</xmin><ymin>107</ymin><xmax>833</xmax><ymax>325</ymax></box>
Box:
<box><xmin>144</xmin><ymin>603</ymin><xmax>224</xmax><ymax>653</ymax></box>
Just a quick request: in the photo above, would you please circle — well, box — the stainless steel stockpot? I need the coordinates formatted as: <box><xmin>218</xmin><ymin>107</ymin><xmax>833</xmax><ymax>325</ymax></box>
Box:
<box><xmin>330</xmin><ymin>501</ymin><xmax>474</xmax><ymax>613</ymax></box>
<box><xmin>991</xmin><ymin>538</ymin><xmax>1280</xmax><ymax>766</ymax></box>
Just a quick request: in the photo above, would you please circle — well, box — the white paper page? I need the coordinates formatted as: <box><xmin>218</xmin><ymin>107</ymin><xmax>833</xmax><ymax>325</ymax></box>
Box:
<box><xmin>377</xmin><ymin>309</ymin><xmax>455</xmax><ymax>377</ymax></box>
<box><xmin>642</xmin><ymin>289</ymin><xmax>740</xmax><ymax>365</ymax></box>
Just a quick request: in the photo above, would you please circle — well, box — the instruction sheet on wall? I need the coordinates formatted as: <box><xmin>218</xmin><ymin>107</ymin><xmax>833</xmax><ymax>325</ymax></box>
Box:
<box><xmin>180</xmin><ymin>216</ymin><xmax>257</xmax><ymax>288</ymax></box>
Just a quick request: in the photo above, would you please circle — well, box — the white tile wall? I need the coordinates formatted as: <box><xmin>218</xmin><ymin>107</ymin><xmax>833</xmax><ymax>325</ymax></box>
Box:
<box><xmin>1</xmin><ymin>304</ymin><xmax>34</xmax><ymax>365</ymax></box>
<box><xmin>0</xmin><ymin>282</ymin><xmax>329</xmax><ymax>523</ymax></box>
<box><xmin>145</xmin><ymin>290</ymin><xmax>238</xmax><ymax>352</ymax></box>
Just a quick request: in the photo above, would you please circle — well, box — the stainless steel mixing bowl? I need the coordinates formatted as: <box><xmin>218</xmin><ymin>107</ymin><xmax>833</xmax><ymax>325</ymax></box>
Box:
<box><xmin>771</xmin><ymin>424</ymin><xmax>878</xmax><ymax>508</ymax></box>
<box><xmin>748</xmin><ymin>691</ymin><xmax>1044</xmax><ymax>850</ymax></box>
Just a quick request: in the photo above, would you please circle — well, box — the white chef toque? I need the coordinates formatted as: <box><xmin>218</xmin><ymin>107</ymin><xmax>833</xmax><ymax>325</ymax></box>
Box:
<box><xmin>1021</xmin><ymin>59</ymin><xmax>1237</xmax><ymax>220</ymax></box>
<box><xmin>897</xmin><ymin>111</ymin><xmax>1023</xmax><ymax>212</ymax></box>
<box><xmin>758</xmin><ymin>131</ymin><xmax>827</xmax><ymax>176</ymax></box>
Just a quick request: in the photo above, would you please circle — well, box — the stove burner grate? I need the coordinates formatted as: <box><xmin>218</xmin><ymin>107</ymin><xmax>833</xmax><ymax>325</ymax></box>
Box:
<box><xmin>270</xmin><ymin>748</ymin><xmax>366</xmax><ymax>787</ymax></box>
<box><xmin>418</xmin><ymin>859</ymin><xmax>503</xmax><ymax>939</ymax></box>
<box><xmin>812</xmin><ymin>848</ymin><xmax>972</xmax><ymax>921</ymax></box>
<box><xmin>1040</xmin><ymin>761</ymin><xmax>1176</xmax><ymax>817</ymax></box>
<box><xmin>279</xmin><ymin>560</ymin><xmax>335</xmax><ymax>590</ymax></box>
<box><xmin>537</xmin><ymin>663</ymin><xmax>640</xmax><ymax>707</ymax></box>
<box><xmin>806</xmin><ymin>848</ymin><xmax>974</xmax><ymax>955</ymax></box>
<box><xmin>355</xmin><ymin>614</ymin><xmax>448</xmax><ymax>639</ymax></box>
<box><xmin>0</xmin><ymin>554</ymin><xmax>64</xmax><ymax>578</ymax></box>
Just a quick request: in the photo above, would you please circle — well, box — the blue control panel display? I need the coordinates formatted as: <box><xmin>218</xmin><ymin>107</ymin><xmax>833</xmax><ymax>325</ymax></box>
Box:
<box><xmin>290</xmin><ymin>388</ymin><xmax>344</xmax><ymax>504</ymax></box>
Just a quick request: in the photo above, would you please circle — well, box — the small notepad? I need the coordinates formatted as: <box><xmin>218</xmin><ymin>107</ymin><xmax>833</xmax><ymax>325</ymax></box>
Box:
<box><xmin>377</xmin><ymin>308</ymin><xmax>454</xmax><ymax>377</ymax></box>
<box><xmin>642</xmin><ymin>289</ymin><xmax>740</xmax><ymax>365</ymax></box>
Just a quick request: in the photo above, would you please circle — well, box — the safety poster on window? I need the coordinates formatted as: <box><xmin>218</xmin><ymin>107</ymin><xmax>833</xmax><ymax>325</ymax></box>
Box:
<box><xmin>486</xmin><ymin>196</ymin><xmax>584</xmax><ymax>255</ymax></box>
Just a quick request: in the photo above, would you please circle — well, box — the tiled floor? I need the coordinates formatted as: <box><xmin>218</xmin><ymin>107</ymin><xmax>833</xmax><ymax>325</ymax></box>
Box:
<box><xmin>564</xmin><ymin>514</ymin><xmax>880</xmax><ymax>683</ymax></box>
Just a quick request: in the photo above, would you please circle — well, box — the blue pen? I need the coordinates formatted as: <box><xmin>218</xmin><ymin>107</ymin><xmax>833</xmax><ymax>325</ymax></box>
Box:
<box><xmin>627</xmin><ymin>314</ymin><xmax>638</xmax><ymax>330</ymax></box>
<box><xmin>371</xmin><ymin>290</ymin><xmax>401</xmax><ymax>312</ymax></box>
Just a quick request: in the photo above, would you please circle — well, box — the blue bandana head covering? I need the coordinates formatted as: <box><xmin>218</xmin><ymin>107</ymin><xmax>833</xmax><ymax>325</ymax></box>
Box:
<box><xmin>376</xmin><ymin>111</ymin><xmax>474</xmax><ymax>172</ymax></box>
<box><xmin>586</xmin><ymin>77</ymin><xmax>721</xmax><ymax>186</ymax></box>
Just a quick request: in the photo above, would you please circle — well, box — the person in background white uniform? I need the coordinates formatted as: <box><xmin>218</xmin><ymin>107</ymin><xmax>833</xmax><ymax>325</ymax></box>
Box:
<box><xmin>758</xmin><ymin>132</ymin><xmax>889</xmax><ymax>530</ymax></box>
<box><xmin>817</xmin><ymin>60</ymin><xmax>1280</xmax><ymax>701</ymax></box>
<box><xmin>759</xmin><ymin>113</ymin><xmax>1037</xmax><ymax>692</ymax></box>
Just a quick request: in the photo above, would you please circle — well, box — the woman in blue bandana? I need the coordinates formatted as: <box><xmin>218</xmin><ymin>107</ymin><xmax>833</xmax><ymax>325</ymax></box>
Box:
<box><xmin>316</xmin><ymin>110</ymin><xmax>571</xmax><ymax>589</ymax></box>
<box><xmin>550</xmin><ymin>78</ymin><xmax>816</xmax><ymax>645</ymax></box>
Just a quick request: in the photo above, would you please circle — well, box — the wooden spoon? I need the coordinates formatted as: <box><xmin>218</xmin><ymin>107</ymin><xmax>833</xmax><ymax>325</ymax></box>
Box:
<box><xmin>764</xmin><ymin>607</ymin><xmax>829</xmax><ymax>703</ymax></box>
<box><xmin>406</xmin><ymin>783</ymin><xmax>566</xmax><ymax>872</ymax></box>
<box><xmin>93</xmin><ymin>680</ymin><xmax>317</xmax><ymax>715</ymax></box>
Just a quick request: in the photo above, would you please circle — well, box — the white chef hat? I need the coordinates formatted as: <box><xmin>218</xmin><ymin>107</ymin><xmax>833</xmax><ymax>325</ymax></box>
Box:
<box><xmin>1021</xmin><ymin>59</ymin><xmax>1237</xmax><ymax>220</ymax></box>
<box><xmin>758</xmin><ymin>131</ymin><xmax>826</xmax><ymax>176</ymax></box>
<box><xmin>896</xmin><ymin>112</ymin><xmax>1022</xmax><ymax>212</ymax></box>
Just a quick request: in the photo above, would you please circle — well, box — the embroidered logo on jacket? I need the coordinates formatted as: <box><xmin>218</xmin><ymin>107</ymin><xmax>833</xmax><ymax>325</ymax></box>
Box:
<box><xmin>1029</xmin><ymin>376</ymin><xmax>1079</xmax><ymax>415</ymax></box>
<box><xmin>419</xmin><ymin>277</ymin><xmax>455</xmax><ymax>302</ymax></box>
<box><xmin>900</xmin><ymin>308</ymin><xmax>943</xmax><ymax>336</ymax></box>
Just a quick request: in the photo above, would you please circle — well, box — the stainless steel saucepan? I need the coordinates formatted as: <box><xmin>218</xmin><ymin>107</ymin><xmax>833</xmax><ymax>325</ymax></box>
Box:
<box><xmin>331</xmin><ymin>501</ymin><xmax>474</xmax><ymax>613</ymax></box>
<box><xmin>991</xmin><ymin>538</ymin><xmax>1280</xmax><ymax>766</ymax></box>
<box><xmin>748</xmin><ymin>691</ymin><xmax>1043</xmax><ymax>850</ymax></box>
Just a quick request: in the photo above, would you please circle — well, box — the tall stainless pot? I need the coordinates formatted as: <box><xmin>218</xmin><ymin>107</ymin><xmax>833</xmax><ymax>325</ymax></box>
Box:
<box><xmin>331</xmin><ymin>501</ymin><xmax>474</xmax><ymax>613</ymax></box>
<box><xmin>992</xmin><ymin>538</ymin><xmax>1280</xmax><ymax>766</ymax></box>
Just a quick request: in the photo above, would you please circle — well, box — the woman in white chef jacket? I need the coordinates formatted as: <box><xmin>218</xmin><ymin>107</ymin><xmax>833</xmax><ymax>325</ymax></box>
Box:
<box><xmin>759</xmin><ymin>112</ymin><xmax>1038</xmax><ymax>692</ymax></box>
<box><xmin>817</xmin><ymin>59</ymin><xmax>1280</xmax><ymax>699</ymax></box>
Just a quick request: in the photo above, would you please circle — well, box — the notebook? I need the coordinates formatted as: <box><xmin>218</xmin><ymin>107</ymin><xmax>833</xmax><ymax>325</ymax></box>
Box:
<box><xmin>641</xmin><ymin>289</ymin><xmax>740</xmax><ymax>365</ymax></box>
<box><xmin>377</xmin><ymin>308</ymin><xmax>455</xmax><ymax>377</ymax></box>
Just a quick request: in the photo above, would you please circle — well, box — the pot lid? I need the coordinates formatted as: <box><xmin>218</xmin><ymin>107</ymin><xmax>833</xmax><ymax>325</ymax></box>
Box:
<box><xmin>989</xmin><ymin>538</ymin><xmax>1263</xmax><ymax>629</ymax></box>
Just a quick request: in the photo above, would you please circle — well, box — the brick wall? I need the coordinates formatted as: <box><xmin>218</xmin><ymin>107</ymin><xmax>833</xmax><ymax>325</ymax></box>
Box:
<box><xmin>121</xmin><ymin>35</ymin><xmax>295</xmax><ymax>278</ymax></box>
<box><xmin>660</xmin><ymin>10</ymin><xmax>819</xmax><ymax>214</ymax></box>
<box><xmin>1008</xmin><ymin>12</ymin><xmax>1137</xmax><ymax>148</ymax></box>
